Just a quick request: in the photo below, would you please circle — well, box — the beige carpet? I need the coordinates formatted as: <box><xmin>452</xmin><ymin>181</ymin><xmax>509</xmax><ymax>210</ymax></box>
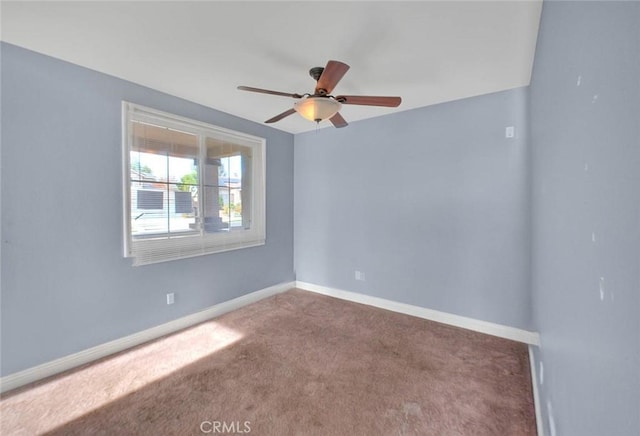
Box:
<box><xmin>1</xmin><ymin>289</ymin><xmax>536</xmax><ymax>435</ymax></box>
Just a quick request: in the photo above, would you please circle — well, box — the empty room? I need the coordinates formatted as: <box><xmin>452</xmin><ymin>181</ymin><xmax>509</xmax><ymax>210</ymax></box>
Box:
<box><xmin>1</xmin><ymin>1</ymin><xmax>638</xmax><ymax>435</ymax></box>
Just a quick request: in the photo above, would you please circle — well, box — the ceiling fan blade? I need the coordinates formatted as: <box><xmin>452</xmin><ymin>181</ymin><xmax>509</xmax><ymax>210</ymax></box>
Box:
<box><xmin>238</xmin><ymin>86</ymin><xmax>302</xmax><ymax>99</ymax></box>
<box><xmin>315</xmin><ymin>60</ymin><xmax>350</xmax><ymax>95</ymax></box>
<box><xmin>336</xmin><ymin>95</ymin><xmax>402</xmax><ymax>107</ymax></box>
<box><xmin>265</xmin><ymin>108</ymin><xmax>296</xmax><ymax>124</ymax></box>
<box><xmin>329</xmin><ymin>112</ymin><xmax>348</xmax><ymax>128</ymax></box>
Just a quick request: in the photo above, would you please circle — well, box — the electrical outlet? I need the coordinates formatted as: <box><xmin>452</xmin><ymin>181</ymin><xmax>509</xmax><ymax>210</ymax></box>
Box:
<box><xmin>167</xmin><ymin>292</ymin><xmax>175</xmax><ymax>305</ymax></box>
<box><xmin>355</xmin><ymin>270</ymin><xmax>365</xmax><ymax>281</ymax></box>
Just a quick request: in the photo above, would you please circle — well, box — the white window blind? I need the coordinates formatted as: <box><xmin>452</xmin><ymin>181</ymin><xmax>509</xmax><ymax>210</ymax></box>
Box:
<box><xmin>122</xmin><ymin>102</ymin><xmax>265</xmax><ymax>266</ymax></box>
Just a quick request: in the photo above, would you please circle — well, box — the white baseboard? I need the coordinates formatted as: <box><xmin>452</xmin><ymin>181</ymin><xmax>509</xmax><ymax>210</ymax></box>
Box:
<box><xmin>295</xmin><ymin>281</ymin><xmax>540</xmax><ymax>346</ymax></box>
<box><xmin>528</xmin><ymin>345</ymin><xmax>545</xmax><ymax>436</ymax></box>
<box><xmin>0</xmin><ymin>281</ymin><xmax>295</xmax><ymax>394</ymax></box>
<box><xmin>2</xmin><ymin>280</ymin><xmax>540</xmax><ymax>394</ymax></box>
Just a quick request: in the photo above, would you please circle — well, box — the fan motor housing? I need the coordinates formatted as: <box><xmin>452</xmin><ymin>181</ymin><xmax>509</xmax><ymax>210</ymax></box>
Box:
<box><xmin>309</xmin><ymin>67</ymin><xmax>324</xmax><ymax>81</ymax></box>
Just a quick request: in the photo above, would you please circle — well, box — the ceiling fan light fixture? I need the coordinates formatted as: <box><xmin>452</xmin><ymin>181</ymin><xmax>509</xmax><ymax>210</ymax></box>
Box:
<box><xmin>294</xmin><ymin>97</ymin><xmax>342</xmax><ymax>123</ymax></box>
<box><xmin>238</xmin><ymin>60</ymin><xmax>401</xmax><ymax>128</ymax></box>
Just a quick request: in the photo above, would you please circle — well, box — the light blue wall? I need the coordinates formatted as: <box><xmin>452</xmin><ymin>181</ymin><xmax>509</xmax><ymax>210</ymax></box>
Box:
<box><xmin>0</xmin><ymin>43</ymin><xmax>295</xmax><ymax>376</ymax></box>
<box><xmin>530</xmin><ymin>2</ymin><xmax>640</xmax><ymax>435</ymax></box>
<box><xmin>295</xmin><ymin>87</ymin><xmax>532</xmax><ymax>330</ymax></box>
<box><xmin>3</xmin><ymin>4</ymin><xmax>638</xmax><ymax>434</ymax></box>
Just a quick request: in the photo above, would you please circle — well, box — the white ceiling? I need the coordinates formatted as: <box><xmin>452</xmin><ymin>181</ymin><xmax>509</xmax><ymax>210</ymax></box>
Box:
<box><xmin>1</xmin><ymin>1</ymin><xmax>542</xmax><ymax>134</ymax></box>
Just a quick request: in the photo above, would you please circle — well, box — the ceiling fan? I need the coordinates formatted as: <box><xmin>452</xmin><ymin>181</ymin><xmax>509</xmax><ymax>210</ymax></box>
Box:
<box><xmin>237</xmin><ymin>60</ymin><xmax>402</xmax><ymax>128</ymax></box>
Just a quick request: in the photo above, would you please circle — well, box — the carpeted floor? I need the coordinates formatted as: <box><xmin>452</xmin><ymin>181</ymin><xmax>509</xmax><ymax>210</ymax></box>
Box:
<box><xmin>1</xmin><ymin>289</ymin><xmax>536</xmax><ymax>435</ymax></box>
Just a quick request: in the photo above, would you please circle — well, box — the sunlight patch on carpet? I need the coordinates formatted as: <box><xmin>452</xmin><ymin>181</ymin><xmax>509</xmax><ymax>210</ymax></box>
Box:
<box><xmin>0</xmin><ymin>321</ymin><xmax>242</xmax><ymax>434</ymax></box>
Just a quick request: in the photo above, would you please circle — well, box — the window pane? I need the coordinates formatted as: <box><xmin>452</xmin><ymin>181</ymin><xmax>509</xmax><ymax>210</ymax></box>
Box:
<box><xmin>169</xmin><ymin>155</ymin><xmax>198</xmax><ymax>190</ymax></box>
<box><xmin>217</xmin><ymin>187</ymin><xmax>231</xmax><ymax>230</ymax></box>
<box><xmin>130</xmin><ymin>122</ymin><xmax>199</xmax><ymax>239</ymax></box>
<box><xmin>131</xmin><ymin>150</ymin><xmax>167</xmax><ymax>182</ymax></box>
<box><xmin>228</xmin><ymin>155</ymin><xmax>242</xmax><ymax>179</ymax></box>
<box><xmin>169</xmin><ymin>154</ymin><xmax>198</xmax><ymax>235</ymax></box>
<box><xmin>218</xmin><ymin>156</ymin><xmax>230</xmax><ymax>186</ymax></box>
<box><xmin>229</xmin><ymin>188</ymin><xmax>243</xmax><ymax>229</ymax></box>
<box><xmin>204</xmin><ymin>136</ymin><xmax>252</xmax><ymax>232</ymax></box>
<box><xmin>197</xmin><ymin>185</ymin><xmax>225</xmax><ymax>233</ymax></box>
<box><xmin>168</xmin><ymin>190</ymin><xmax>198</xmax><ymax>235</ymax></box>
<box><xmin>130</xmin><ymin>182</ymin><xmax>169</xmax><ymax>237</ymax></box>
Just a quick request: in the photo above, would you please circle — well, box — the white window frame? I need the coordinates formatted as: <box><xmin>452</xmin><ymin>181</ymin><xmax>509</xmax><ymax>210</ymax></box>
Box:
<box><xmin>122</xmin><ymin>102</ymin><xmax>266</xmax><ymax>266</ymax></box>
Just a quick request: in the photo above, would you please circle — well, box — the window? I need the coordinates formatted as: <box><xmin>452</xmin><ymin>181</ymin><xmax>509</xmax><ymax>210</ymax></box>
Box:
<box><xmin>122</xmin><ymin>102</ymin><xmax>265</xmax><ymax>266</ymax></box>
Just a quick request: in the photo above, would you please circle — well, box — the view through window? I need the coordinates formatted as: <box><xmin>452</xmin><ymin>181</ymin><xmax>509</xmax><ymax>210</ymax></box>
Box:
<box><xmin>123</xmin><ymin>103</ymin><xmax>265</xmax><ymax>265</ymax></box>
